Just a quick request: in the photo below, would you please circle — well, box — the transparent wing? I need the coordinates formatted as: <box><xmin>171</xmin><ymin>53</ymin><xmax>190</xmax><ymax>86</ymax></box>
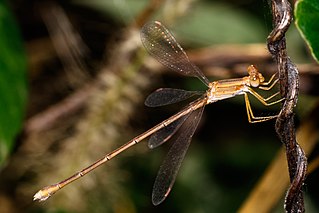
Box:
<box><xmin>141</xmin><ymin>21</ymin><xmax>210</xmax><ymax>86</ymax></box>
<box><xmin>148</xmin><ymin>112</ymin><xmax>190</xmax><ymax>149</ymax></box>
<box><xmin>145</xmin><ymin>88</ymin><xmax>203</xmax><ymax>107</ymax></box>
<box><xmin>152</xmin><ymin>106</ymin><xmax>205</xmax><ymax>205</ymax></box>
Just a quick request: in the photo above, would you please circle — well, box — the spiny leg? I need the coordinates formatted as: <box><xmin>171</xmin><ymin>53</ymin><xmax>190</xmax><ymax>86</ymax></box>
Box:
<box><xmin>258</xmin><ymin>73</ymin><xmax>278</xmax><ymax>90</ymax></box>
<box><xmin>244</xmin><ymin>93</ymin><xmax>278</xmax><ymax>123</ymax></box>
<box><xmin>262</xmin><ymin>91</ymin><xmax>280</xmax><ymax>102</ymax></box>
<box><xmin>259</xmin><ymin>78</ymin><xmax>279</xmax><ymax>91</ymax></box>
<box><xmin>262</xmin><ymin>72</ymin><xmax>277</xmax><ymax>84</ymax></box>
<box><xmin>248</xmin><ymin>88</ymin><xmax>284</xmax><ymax>106</ymax></box>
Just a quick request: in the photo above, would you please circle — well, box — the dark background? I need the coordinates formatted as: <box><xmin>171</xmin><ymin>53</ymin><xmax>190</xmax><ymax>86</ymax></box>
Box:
<box><xmin>1</xmin><ymin>0</ymin><xmax>319</xmax><ymax>212</ymax></box>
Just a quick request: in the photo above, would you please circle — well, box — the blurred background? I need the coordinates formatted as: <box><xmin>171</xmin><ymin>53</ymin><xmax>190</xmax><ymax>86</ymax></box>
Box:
<box><xmin>1</xmin><ymin>0</ymin><xmax>319</xmax><ymax>212</ymax></box>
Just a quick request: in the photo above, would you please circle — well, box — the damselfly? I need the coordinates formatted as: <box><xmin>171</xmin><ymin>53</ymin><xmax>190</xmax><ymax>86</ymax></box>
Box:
<box><xmin>34</xmin><ymin>21</ymin><xmax>282</xmax><ymax>205</ymax></box>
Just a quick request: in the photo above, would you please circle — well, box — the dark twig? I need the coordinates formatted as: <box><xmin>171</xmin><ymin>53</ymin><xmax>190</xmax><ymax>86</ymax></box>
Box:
<box><xmin>267</xmin><ymin>0</ymin><xmax>307</xmax><ymax>212</ymax></box>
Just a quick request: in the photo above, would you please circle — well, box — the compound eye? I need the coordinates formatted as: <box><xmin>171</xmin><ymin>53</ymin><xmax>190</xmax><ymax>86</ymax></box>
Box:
<box><xmin>250</xmin><ymin>76</ymin><xmax>260</xmax><ymax>87</ymax></box>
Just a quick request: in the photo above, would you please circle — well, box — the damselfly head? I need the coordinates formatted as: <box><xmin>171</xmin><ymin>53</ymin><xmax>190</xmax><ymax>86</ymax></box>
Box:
<box><xmin>247</xmin><ymin>65</ymin><xmax>265</xmax><ymax>87</ymax></box>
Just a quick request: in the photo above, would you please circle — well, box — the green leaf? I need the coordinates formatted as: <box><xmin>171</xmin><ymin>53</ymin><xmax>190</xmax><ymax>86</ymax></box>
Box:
<box><xmin>295</xmin><ymin>0</ymin><xmax>319</xmax><ymax>63</ymax></box>
<box><xmin>0</xmin><ymin>2</ymin><xmax>28</xmax><ymax>166</ymax></box>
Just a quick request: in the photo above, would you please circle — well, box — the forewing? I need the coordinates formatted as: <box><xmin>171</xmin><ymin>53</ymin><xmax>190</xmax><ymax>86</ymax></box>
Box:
<box><xmin>145</xmin><ymin>88</ymin><xmax>203</xmax><ymax>107</ymax></box>
<box><xmin>141</xmin><ymin>21</ymin><xmax>210</xmax><ymax>86</ymax></box>
<box><xmin>151</xmin><ymin>106</ymin><xmax>205</xmax><ymax>205</ymax></box>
